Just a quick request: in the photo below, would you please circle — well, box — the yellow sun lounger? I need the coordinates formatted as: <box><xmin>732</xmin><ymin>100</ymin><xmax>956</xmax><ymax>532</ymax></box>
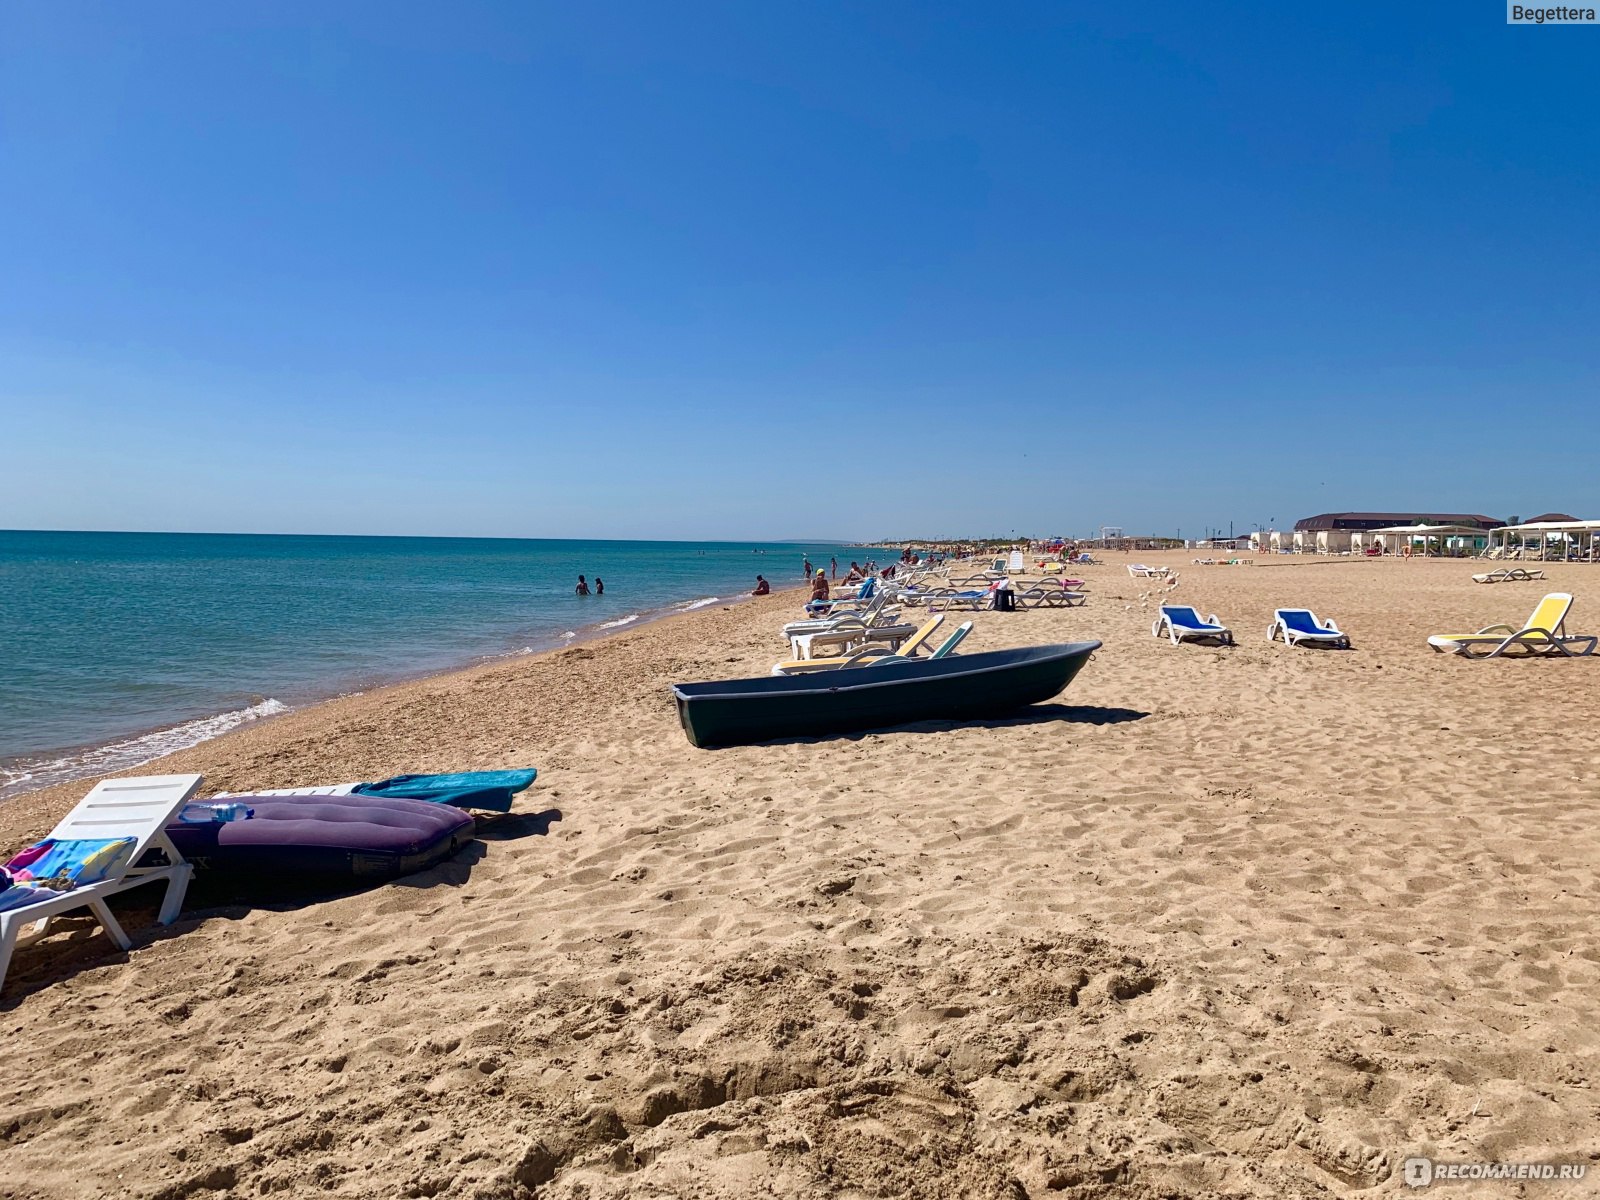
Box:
<box><xmin>772</xmin><ymin>615</ymin><xmax>945</xmax><ymax>675</ymax></box>
<box><xmin>1427</xmin><ymin>593</ymin><xmax>1597</xmax><ymax>660</ymax></box>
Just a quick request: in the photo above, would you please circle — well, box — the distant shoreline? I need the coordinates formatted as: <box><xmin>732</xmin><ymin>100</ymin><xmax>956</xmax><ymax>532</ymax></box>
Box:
<box><xmin>1</xmin><ymin>531</ymin><xmax>858</xmax><ymax>804</ymax></box>
<box><xmin>0</xmin><ymin>576</ymin><xmax>822</xmax><ymax>807</ymax></box>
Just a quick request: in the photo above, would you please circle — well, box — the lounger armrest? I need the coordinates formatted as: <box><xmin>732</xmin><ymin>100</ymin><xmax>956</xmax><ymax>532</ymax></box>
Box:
<box><xmin>827</xmin><ymin>646</ymin><xmax>894</xmax><ymax>664</ymax></box>
<box><xmin>1474</xmin><ymin>623</ymin><xmax>1517</xmax><ymax>635</ymax></box>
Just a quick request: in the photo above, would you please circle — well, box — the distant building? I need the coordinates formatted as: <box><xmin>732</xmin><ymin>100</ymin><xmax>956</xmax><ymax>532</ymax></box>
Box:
<box><xmin>1525</xmin><ymin>512</ymin><xmax>1577</xmax><ymax>524</ymax></box>
<box><xmin>1293</xmin><ymin>511</ymin><xmax>1504</xmax><ymax>534</ymax></box>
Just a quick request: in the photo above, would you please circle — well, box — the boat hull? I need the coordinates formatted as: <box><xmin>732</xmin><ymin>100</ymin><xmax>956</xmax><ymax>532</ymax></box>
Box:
<box><xmin>672</xmin><ymin>641</ymin><xmax>1099</xmax><ymax>748</ymax></box>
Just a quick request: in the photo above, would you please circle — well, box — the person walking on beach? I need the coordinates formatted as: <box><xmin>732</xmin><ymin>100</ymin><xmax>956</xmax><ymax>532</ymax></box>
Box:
<box><xmin>752</xmin><ymin>575</ymin><xmax>770</xmax><ymax>596</ymax></box>
<box><xmin>595</xmin><ymin>577</ymin><xmax>604</xmax><ymax>595</ymax></box>
<box><xmin>575</xmin><ymin>575</ymin><xmax>590</xmax><ymax>595</ymax></box>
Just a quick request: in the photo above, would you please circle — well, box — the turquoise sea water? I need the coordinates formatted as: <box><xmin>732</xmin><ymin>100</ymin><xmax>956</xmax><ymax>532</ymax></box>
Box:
<box><xmin>0</xmin><ymin>531</ymin><xmax>872</xmax><ymax>798</ymax></box>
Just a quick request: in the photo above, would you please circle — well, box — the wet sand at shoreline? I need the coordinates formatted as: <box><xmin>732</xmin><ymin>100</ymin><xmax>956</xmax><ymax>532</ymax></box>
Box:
<box><xmin>2</xmin><ymin>557</ymin><xmax>1597</xmax><ymax>1199</ymax></box>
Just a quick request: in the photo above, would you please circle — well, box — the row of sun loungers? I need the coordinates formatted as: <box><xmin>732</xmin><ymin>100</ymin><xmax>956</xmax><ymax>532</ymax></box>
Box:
<box><xmin>775</xmin><ymin>559</ymin><xmax>1089</xmax><ymax>673</ymax></box>
<box><xmin>773</xmin><ymin>616</ymin><xmax>973</xmax><ymax>674</ymax></box>
<box><xmin>921</xmin><ymin>579</ymin><xmax>1087</xmax><ymax>611</ymax></box>
<box><xmin>1153</xmin><ymin>593</ymin><xmax>1595</xmax><ymax>660</ymax></box>
<box><xmin>1153</xmin><ymin>606</ymin><xmax>1348</xmax><ymax>648</ymax></box>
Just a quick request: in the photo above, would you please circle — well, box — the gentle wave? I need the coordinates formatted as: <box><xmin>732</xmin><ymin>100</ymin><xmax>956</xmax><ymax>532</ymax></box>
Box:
<box><xmin>676</xmin><ymin>596</ymin><xmax>721</xmax><ymax>611</ymax></box>
<box><xmin>0</xmin><ymin>698</ymin><xmax>289</xmax><ymax>801</ymax></box>
<box><xmin>597</xmin><ymin>613</ymin><xmax>642</xmax><ymax>630</ymax></box>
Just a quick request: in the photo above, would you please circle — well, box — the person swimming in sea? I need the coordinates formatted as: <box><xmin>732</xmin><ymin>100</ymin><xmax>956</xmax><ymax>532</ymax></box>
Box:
<box><xmin>576</xmin><ymin>575</ymin><xmax>590</xmax><ymax>596</ymax></box>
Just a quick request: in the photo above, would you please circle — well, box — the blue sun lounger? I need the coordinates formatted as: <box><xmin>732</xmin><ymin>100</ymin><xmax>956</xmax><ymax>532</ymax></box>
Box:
<box><xmin>1269</xmin><ymin>608</ymin><xmax>1351</xmax><ymax>649</ymax></box>
<box><xmin>1153</xmin><ymin>605</ymin><xmax>1234</xmax><ymax>646</ymax></box>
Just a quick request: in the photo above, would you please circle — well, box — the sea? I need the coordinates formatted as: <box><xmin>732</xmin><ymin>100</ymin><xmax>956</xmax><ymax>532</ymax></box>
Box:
<box><xmin>0</xmin><ymin>531</ymin><xmax>875</xmax><ymax>800</ymax></box>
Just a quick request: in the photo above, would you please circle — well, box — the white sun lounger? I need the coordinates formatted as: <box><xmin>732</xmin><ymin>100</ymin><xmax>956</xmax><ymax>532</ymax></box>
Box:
<box><xmin>1128</xmin><ymin>564</ymin><xmax>1172</xmax><ymax>579</ymax></box>
<box><xmin>782</xmin><ymin>590</ymin><xmax>897</xmax><ymax>638</ymax></box>
<box><xmin>1471</xmin><ymin>568</ymin><xmax>1546</xmax><ymax>584</ymax></box>
<box><xmin>789</xmin><ymin>620</ymin><xmax>919</xmax><ymax>660</ymax></box>
<box><xmin>1015</xmin><ymin>582</ymin><xmax>1088</xmax><ymax>608</ymax></box>
<box><xmin>1</xmin><ymin>774</ymin><xmax>202</xmax><ymax>993</ymax></box>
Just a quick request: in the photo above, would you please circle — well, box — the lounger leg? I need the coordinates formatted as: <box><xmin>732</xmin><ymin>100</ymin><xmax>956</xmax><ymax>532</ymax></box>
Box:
<box><xmin>157</xmin><ymin>864</ymin><xmax>193</xmax><ymax>926</ymax></box>
<box><xmin>0</xmin><ymin>918</ymin><xmax>17</xmax><ymax>993</ymax></box>
<box><xmin>88</xmin><ymin>899</ymin><xmax>132</xmax><ymax>951</ymax></box>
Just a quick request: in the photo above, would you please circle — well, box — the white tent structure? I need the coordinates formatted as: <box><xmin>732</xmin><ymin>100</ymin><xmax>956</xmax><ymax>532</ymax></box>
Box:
<box><xmin>1367</xmin><ymin>523</ymin><xmax>1493</xmax><ymax>557</ymax></box>
<box><xmin>1484</xmin><ymin>520</ymin><xmax>1600</xmax><ymax>562</ymax></box>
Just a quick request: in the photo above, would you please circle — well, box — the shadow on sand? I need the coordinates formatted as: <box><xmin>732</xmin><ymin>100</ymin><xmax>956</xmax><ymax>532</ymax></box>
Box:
<box><xmin>734</xmin><ymin>704</ymin><xmax>1150</xmax><ymax>748</ymax></box>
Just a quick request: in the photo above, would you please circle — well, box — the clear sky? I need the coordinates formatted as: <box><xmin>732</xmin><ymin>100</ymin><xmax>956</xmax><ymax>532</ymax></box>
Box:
<box><xmin>2</xmin><ymin>2</ymin><xmax>1595</xmax><ymax>541</ymax></box>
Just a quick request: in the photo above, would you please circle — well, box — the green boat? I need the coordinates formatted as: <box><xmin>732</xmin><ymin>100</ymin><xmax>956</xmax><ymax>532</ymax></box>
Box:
<box><xmin>671</xmin><ymin>641</ymin><xmax>1100</xmax><ymax>748</ymax></box>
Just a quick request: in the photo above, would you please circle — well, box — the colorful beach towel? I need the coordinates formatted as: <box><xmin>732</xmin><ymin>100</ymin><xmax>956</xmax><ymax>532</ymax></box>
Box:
<box><xmin>352</xmin><ymin>770</ymin><xmax>537</xmax><ymax>814</ymax></box>
<box><xmin>0</xmin><ymin>837</ymin><xmax>138</xmax><ymax>912</ymax></box>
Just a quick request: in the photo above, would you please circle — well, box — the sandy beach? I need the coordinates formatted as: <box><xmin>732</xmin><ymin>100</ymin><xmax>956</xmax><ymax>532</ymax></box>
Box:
<box><xmin>2</xmin><ymin>557</ymin><xmax>1597</xmax><ymax>1199</ymax></box>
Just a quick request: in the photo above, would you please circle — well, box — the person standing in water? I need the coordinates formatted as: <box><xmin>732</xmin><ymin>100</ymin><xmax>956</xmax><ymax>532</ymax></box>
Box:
<box><xmin>595</xmin><ymin>577</ymin><xmax>604</xmax><ymax>595</ymax></box>
<box><xmin>576</xmin><ymin>575</ymin><xmax>590</xmax><ymax>595</ymax></box>
<box><xmin>830</xmin><ymin>556</ymin><xmax>837</xmax><ymax>580</ymax></box>
<box><xmin>803</xmin><ymin>557</ymin><xmax>813</xmax><ymax>579</ymax></box>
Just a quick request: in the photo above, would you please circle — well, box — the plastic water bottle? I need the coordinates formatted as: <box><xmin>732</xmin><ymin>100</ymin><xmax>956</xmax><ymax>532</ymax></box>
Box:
<box><xmin>178</xmin><ymin>802</ymin><xmax>254</xmax><ymax>824</ymax></box>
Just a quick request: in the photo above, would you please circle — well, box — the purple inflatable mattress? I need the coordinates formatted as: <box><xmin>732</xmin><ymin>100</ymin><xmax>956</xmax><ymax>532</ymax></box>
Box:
<box><xmin>166</xmin><ymin>794</ymin><xmax>475</xmax><ymax>880</ymax></box>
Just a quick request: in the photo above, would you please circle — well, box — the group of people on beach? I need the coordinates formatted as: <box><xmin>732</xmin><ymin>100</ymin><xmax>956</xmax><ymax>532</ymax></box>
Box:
<box><xmin>800</xmin><ymin>556</ymin><xmax>889</xmax><ymax>583</ymax></box>
<box><xmin>780</xmin><ymin>553</ymin><xmax>912</xmax><ymax>606</ymax></box>
<box><xmin>574</xmin><ymin>575</ymin><xmax>604</xmax><ymax>596</ymax></box>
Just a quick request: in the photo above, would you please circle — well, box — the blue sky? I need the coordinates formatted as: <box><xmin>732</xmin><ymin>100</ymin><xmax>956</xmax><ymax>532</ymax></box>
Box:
<box><xmin>1</xmin><ymin>2</ymin><xmax>1595</xmax><ymax>540</ymax></box>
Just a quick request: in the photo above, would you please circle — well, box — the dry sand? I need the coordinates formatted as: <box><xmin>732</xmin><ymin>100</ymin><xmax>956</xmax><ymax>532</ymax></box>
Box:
<box><xmin>1</xmin><ymin>558</ymin><xmax>1597</xmax><ymax>1199</ymax></box>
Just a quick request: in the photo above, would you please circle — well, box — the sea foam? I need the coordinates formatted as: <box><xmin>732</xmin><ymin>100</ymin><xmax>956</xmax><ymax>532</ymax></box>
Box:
<box><xmin>0</xmin><ymin>698</ymin><xmax>289</xmax><ymax>801</ymax></box>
